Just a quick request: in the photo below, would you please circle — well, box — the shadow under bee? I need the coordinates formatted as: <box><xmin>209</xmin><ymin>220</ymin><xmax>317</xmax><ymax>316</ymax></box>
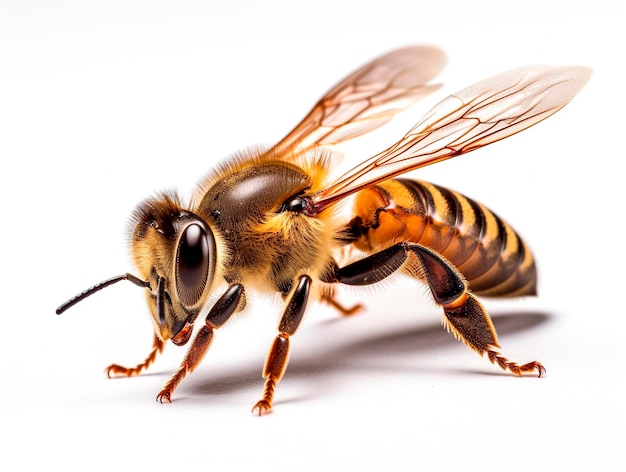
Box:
<box><xmin>183</xmin><ymin>310</ymin><xmax>552</xmax><ymax>403</ymax></box>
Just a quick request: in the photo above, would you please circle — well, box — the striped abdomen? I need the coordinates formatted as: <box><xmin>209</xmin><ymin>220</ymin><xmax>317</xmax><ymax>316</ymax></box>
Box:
<box><xmin>350</xmin><ymin>178</ymin><xmax>536</xmax><ymax>297</ymax></box>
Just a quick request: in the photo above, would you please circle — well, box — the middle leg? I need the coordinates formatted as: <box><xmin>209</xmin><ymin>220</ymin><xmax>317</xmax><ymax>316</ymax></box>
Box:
<box><xmin>252</xmin><ymin>274</ymin><xmax>312</xmax><ymax>415</ymax></box>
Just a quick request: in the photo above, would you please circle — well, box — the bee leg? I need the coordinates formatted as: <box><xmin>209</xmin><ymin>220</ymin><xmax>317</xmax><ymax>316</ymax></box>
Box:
<box><xmin>252</xmin><ymin>275</ymin><xmax>311</xmax><ymax>416</ymax></box>
<box><xmin>156</xmin><ymin>283</ymin><xmax>245</xmax><ymax>403</ymax></box>
<box><xmin>320</xmin><ymin>290</ymin><xmax>363</xmax><ymax>316</ymax></box>
<box><xmin>407</xmin><ymin>244</ymin><xmax>545</xmax><ymax>377</ymax></box>
<box><xmin>442</xmin><ymin>292</ymin><xmax>545</xmax><ymax>376</ymax></box>
<box><xmin>329</xmin><ymin>242</ymin><xmax>545</xmax><ymax>376</ymax></box>
<box><xmin>105</xmin><ymin>333</ymin><xmax>165</xmax><ymax>377</ymax></box>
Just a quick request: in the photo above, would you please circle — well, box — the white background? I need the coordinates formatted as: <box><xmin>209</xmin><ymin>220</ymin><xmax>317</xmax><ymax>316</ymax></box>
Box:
<box><xmin>1</xmin><ymin>1</ymin><xmax>622</xmax><ymax>470</ymax></box>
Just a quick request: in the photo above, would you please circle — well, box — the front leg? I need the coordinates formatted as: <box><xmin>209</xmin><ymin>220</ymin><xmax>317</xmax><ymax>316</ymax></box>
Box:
<box><xmin>157</xmin><ymin>283</ymin><xmax>245</xmax><ymax>403</ymax></box>
<box><xmin>252</xmin><ymin>274</ymin><xmax>311</xmax><ymax>416</ymax></box>
<box><xmin>105</xmin><ymin>333</ymin><xmax>165</xmax><ymax>378</ymax></box>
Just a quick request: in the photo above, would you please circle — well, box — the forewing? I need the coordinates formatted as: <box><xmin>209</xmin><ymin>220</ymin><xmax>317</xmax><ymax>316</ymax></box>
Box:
<box><xmin>270</xmin><ymin>46</ymin><xmax>447</xmax><ymax>156</ymax></box>
<box><xmin>312</xmin><ymin>65</ymin><xmax>592</xmax><ymax>211</ymax></box>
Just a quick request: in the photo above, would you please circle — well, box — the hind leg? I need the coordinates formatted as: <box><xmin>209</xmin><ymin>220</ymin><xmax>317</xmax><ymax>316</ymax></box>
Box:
<box><xmin>439</xmin><ymin>292</ymin><xmax>544</xmax><ymax>376</ymax></box>
<box><xmin>324</xmin><ymin>242</ymin><xmax>545</xmax><ymax>376</ymax></box>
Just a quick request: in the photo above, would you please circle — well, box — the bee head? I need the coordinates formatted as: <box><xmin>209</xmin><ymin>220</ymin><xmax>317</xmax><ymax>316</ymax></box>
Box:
<box><xmin>130</xmin><ymin>191</ymin><xmax>218</xmax><ymax>345</ymax></box>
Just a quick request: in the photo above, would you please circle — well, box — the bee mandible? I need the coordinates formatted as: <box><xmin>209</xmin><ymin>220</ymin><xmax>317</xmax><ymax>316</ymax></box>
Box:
<box><xmin>57</xmin><ymin>46</ymin><xmax>591</xmax><ymax>415</ymax></box>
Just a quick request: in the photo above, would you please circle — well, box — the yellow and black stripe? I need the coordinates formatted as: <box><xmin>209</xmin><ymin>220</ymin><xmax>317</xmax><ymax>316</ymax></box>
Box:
<box><xmin>351</xmin><ymin>178</ymin><xmax>536</xmax><ymax>297</ymax></box>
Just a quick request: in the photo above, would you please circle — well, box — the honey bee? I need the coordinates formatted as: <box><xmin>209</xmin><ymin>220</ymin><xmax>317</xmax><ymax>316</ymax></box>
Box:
<box><xmin>57</xmin><ymin>46</ymin><xmax>590</xmax><ymax>415</ymax></box>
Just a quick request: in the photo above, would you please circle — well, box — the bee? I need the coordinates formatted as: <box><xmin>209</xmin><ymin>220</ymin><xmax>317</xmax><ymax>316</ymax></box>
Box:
<box><xmin>57</xmin><ymin>46</ymin><xmax>590</xmax><ymax>415</ymax></box>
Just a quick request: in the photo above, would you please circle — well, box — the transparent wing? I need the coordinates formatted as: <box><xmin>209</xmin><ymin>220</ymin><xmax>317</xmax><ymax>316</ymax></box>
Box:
<box><xmin>311</xmin><ymin>65</ymin><xmax>592</xmax><ymax>212</ymax></box>
<box><xmin>269</xmin><ymin>45</ymin><xmax>447</xmax><ymax>156</ymax></box>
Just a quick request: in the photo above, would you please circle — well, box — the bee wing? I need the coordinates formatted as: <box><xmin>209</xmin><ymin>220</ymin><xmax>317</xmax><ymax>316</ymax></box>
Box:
<box><xmin>311</xmin><ymin>65</ymin><xmax>592</xmax><ymax>212</ymax></box>
<box><xmin>270</xmin><ymin>46</ymin><xmax>447</xmax><ymax>156</ymax></box>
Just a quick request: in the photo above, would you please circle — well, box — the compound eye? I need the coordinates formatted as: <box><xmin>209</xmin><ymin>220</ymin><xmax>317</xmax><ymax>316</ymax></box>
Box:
<box><xmin>175</xmin><ymin>223</ymin><xmax>213</xmax><ymax>306</ymax></box>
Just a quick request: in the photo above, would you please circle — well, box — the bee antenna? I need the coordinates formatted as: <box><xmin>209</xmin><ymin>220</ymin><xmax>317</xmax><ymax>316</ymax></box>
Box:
<box><xmin>56</xmin><ymin>273</ymin><xmax>149</xmax><ymax>315</ymax></box>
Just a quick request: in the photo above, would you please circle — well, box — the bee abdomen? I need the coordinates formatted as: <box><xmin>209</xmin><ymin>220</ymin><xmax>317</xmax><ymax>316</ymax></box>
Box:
<box><xmin>351</xmin><ymin>179</ymin><xmax>536</xmax><ymax>297</ymax></box>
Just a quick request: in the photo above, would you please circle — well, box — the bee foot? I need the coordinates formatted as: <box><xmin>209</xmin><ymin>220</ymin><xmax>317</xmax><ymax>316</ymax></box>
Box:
<box><xmin>251</xmin><ymin>399</ymin><xmax>273</xmax><ymax>416</ymax></box>
<box><xmin>105</xmin><ymin>364</ymin><xmax>134</xmax><ymax>378</ymax></box>
<box><xmin>156</xmin><ymin>390</ymin><xmax>172</xmax><ymax>404</ymax></box>
<box><xmin>487</xmin><ymin>350</ymin><xmax>546</xmax><ymax>377</ymax></box>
